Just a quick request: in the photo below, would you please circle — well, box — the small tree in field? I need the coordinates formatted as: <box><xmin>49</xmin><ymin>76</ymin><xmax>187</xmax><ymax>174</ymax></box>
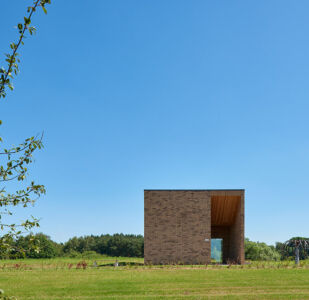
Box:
<box><xmin>285</xmin><ymin>238</ymin><xmax>309</xmax><ymax>265</ymax></box>
<box><xmin>0</xmin><ymin>0</ymin><xmax>51</xmax><ymax>254</ymax></box>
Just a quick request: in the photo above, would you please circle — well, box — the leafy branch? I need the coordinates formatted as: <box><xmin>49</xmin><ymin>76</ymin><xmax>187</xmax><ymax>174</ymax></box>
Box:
<box><xmin>0</xmin><ymin>0</ymin><xmax>51</xmax><ymax>245</ymax></box>
<box><xmin>0</xmin><ymin>0</ymin><xmax>51</xmax><ymax>99</ymax></box>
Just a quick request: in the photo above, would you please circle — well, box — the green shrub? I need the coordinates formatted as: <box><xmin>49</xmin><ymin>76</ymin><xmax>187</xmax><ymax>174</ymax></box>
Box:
<box><xmin>245</xmin><ymin>238</ymin><xmax>281</xmax><ymax>261</ymax></box>
<box><xmin>67</xmin><ymin>250</ymin><xmax>82</xmax><ymax>258</ymax></box>
<box><xmin>81</xmin><ymin>251</ymin><xmax>100</xmax><ymax>259</ymax></box>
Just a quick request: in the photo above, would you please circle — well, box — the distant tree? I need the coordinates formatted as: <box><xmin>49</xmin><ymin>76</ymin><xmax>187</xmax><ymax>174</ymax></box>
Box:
<box><xmin>245</xmin><ymin>238</ymin><xmax>281</xmax><ymax>261</ymax></box>
<box><xmin>283</xmin><ymin>237</ymin><xmax>309</xmax><ymax>264</ymax></box>
<box><xmin>14</xmin><ymin>233</ymin><xmax>59</xmax><ymax>258</ymax></box>
<box><xmin>62</xmin><ymin>237</ymin><xmax>82</xmax><ymax>253</ymax></box>
<box><xmin>0</xmin><ymin>0</ymin><xmax>50</xmax><ymax>253</ymax></box>
<box><xmin>62</xmin><ymin>234</ymin><xmax>144</xmax><ymax>258</ymax></box>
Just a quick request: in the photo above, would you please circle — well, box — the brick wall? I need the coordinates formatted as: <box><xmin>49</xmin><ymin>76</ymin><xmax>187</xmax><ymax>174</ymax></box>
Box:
<box><xmin>144</xmin><ymin>190</ymin><xmax>244</xmax><ymax>265</ymax></box>
<box><xmin>144</xmin><ymin>190</ymin><xmax>211</xmax><ymax>264</ymax></box>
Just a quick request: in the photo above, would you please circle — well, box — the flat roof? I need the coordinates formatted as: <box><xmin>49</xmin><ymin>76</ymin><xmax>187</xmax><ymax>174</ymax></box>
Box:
<box><xmin>144</xmin><ymin>189</ymin><xmax>245</xmax><ymax>191</ymax></box>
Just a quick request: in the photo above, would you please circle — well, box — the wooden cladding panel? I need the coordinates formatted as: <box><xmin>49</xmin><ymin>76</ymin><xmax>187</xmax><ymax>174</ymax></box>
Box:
<box><xmin>211</xmin><ymin>196</ymin><xmax>240</xmax><ymax>226</ymax></box>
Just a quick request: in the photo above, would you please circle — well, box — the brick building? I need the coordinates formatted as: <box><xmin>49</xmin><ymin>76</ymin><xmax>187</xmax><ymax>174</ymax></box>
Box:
<box><xmin>144</xmin><ymin>189</ymin><xmax>245</xmax><ymax>264</ymax></box>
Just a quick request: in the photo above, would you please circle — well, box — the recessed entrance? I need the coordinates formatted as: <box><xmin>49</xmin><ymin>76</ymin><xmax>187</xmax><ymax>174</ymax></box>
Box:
<box><xmin>211</xmin><ymin>194</ymin><xmax>242</xmax><ymax>264</ymax></box>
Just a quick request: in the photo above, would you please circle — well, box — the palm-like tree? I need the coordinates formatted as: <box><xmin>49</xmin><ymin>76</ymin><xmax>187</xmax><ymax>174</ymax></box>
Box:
<box><xmin>285</xmin><ymin>239</ymin><xmax>309</xmax><ymax>264</ymax></box>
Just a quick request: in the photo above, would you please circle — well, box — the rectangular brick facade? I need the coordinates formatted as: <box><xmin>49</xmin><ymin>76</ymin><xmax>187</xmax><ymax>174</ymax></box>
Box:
<box><xmin>144</xmin><ymin>190</ymin><xmax>244</xmax><ymax>265</ymax></box>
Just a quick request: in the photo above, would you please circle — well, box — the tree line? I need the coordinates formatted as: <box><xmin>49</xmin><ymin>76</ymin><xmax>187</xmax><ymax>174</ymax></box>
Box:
<box><xmin>0</xmin><ymin>233</ymin><xmax>144</xmax><ymax>259</ymax></box>
<box><xmin>245</xmin><ymin>237</ymin><xmax>309</xmax><ymax>261</ymax></box>
<box><xmin>0</xmin><ymin>233</ymin><xmax>307</xmax><ymax>261</ymax></box>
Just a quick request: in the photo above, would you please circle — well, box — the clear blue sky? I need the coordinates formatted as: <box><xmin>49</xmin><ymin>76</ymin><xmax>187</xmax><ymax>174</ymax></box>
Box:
<box><xmin>1</xmin><ymin>1</ymin><xmax>308</xmax><ymax>245</ymax></box>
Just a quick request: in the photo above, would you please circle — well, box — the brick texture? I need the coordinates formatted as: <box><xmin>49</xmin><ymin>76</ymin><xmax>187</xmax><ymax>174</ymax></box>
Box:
<box><xmin>144</xmin><ymin>190</ymin><xmax>244</xmax><ymax>265</ymax></box>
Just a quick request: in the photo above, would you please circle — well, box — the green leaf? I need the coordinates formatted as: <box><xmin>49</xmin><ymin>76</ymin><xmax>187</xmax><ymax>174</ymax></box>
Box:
<box><xmin>42</xmin><ymin>5</ymin><xmax>47</xmax><ymax>14</ymax></box>
<box><xmin>24</xmin><ymin>17</ymin><xmax>31</xmax><ymax>25</ymax></box>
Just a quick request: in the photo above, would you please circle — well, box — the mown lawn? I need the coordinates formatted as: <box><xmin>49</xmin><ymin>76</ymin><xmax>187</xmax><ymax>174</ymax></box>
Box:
<box><xmin>0</xmin><ymin>258</ymin><xmax>309</xmax><ymax>299</ymax></box>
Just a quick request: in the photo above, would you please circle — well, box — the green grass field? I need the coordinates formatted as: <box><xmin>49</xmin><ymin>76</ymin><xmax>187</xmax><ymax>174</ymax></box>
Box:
<box><xmin>0</xmin><ymin>257</ymin><xmax>309</xmax><ymax>299</ymax></box>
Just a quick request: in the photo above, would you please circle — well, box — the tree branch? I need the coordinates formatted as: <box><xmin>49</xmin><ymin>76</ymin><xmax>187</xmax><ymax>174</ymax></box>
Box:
<box><xmin>0</xmin><ymin>0</ymin><xmax>41</xmax><ymax>97</ymax></box>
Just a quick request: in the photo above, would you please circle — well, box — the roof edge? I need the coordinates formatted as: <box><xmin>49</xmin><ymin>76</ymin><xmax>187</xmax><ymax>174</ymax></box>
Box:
<box><xmin>144</xmin><ymin>189</ymin><xmax>245</xmax><ymax>191</ymax></box>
